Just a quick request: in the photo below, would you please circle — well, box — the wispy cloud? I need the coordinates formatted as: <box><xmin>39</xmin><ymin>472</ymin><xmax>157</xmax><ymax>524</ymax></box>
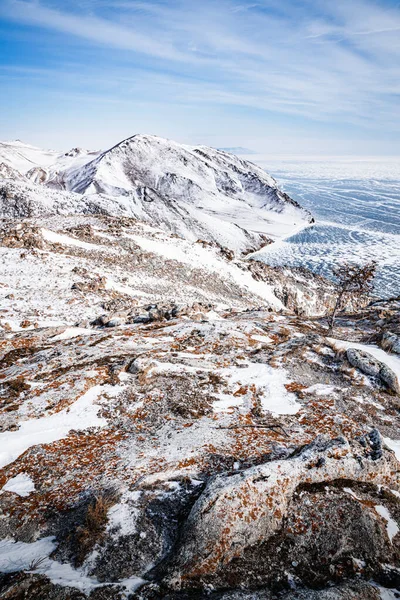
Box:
<box><xmin>0</xmin><ymin>0</ymin><xmax>399</xmax><ymax>151</ymax></box>
<box><xmin>1</xmin><ymin>0</ymin><xmax>183</xmax><ymax>60</ymax></box>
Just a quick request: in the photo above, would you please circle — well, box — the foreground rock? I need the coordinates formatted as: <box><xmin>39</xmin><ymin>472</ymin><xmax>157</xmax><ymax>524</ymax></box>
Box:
<box><xmin>346</xmin><ymin>347</ymin><xmax>400</xmax><ymax>394</ymax></box>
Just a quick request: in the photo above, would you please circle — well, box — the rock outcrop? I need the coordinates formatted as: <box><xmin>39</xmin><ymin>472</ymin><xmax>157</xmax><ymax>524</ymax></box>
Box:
<box><xmin>1</xmin><ymin>219</ymin><xmax>400</xmax><ymax>598</ymax></box>
<box><xmin>346</xmin><ymin>347</ymin><xmax>400</xmax><ymax>394</ymax></box>
<box><xmin>382</xmin><ymin>331</ymin><xmax>400</xmax><ymax>355</ymax></box>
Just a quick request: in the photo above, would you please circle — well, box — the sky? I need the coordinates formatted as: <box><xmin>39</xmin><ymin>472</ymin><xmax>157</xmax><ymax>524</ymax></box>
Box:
<box><xmin>0</xmin><ymin>0</ymin><xmax>400</xmax><ymax>155</ymax></box>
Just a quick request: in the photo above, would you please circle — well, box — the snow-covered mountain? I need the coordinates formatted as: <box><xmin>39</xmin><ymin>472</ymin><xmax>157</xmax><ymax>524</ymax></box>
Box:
<box><xmin>0</xmin><ymin>140</ymin><xmax>99</xmax><ymax>176</ymax></box>
<box><xmin>0</xmin><ymin>135</ymin><xmax>313</xmax><ymax>252</ymax></box>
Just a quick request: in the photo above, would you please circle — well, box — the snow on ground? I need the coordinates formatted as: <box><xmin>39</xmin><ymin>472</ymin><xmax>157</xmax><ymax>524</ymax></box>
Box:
<box><xmin>126</xmin><ymin>231</ymin><xmax>284</xmax><ymax>310</ymax></box>
<box><xmin>0</xmin><ymin>247</ymin><xmax>101</xmax><ymax>327</ymax></box>
<box><xmin>1</xmin><ymin>136</ymin><xmax>312</xmax><ymax>252</ymax></box>
<box><xmin>1</xmin><ymin>473</ymin><xmax>35</xmax><ymax>497</ymax></box>
<box><xmin>375</xmin><ymin>505</ymin><xmax>399</xmax><ymax>542</ymax></box>
<box><xmin>250</xmin><ymin>334</ymin><xmax>273</xmax><ymax>344</ymax></box>
<box><xmin>36</xmin><ymin>558</ymin><xmax>103</xmax><ymax>593</ymax></box>
<box><xmin>384</xmin><ymin>438</ymin><xmax>400</xmax><ymax>461</ymax></box>
<box><xmin>377</xmin><ymin>587</ymin><xmax>400</xmax><ymax>600</ymax></box>
<box><xmin>304</xmin><ymin>384</ymin><xmax>337</xmax><ymax>396</ymax></box>
<box><xmin>41</xmin><ymin>228</ymin><xmax>118</xmax><ymax>252</ymax></box>
<box><xmin>0</xmin><ymin>537</ymin><xmax>56</xmax><ymax>573</ymax></box>
<box><xmin>0</xmin><ymin>142</ymin><xmax>60</xmax><ymax>173</ymax></box>
<box><xmin>0</xmin><ymin>385</ymin><xmax>111</xmax><ymax>468</ymax></box>
<box><xmin>0</xmin><ymin>536</ymin><xmax>144</xmax><ymax>594</ymax></box>
<box><xmin>50</xmin><ymin>327</ymin><xmax>98</xmax><ymax>341</ymax></box>
<box><xmin>145</xmin><ymin>352</ymin><xmax>300</xmax><ymax>415</ymax></box>
<box><xmin>106</xmin><ymin>491</ymin><xmax>142</xmax><ymax>537</ymax></box>
<box><xmin>0</xmin><ymin>216</ymin><xmax>291</xmax><ymax>331</ymax></box>
<box><xmin>216</xmin><ymin>362</ymin><xmax>301</xmax><ymax>415</ymax></box>
<box><xmin>0</xmin><ymin>140</ymin><xmax>98</xmax><ymax>176</ymax></box>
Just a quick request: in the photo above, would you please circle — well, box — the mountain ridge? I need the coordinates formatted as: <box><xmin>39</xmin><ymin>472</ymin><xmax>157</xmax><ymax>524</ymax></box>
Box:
<box><xmin>0</xmin><ymin>134</ymin><xmax>313</xmax><ymax>252</ymax></box>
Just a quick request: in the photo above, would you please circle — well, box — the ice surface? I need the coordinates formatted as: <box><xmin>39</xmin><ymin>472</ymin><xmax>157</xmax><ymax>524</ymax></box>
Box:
<box><xmin>245</xmin><ymin>155</ymin><xmax>400</xmax><ymax>298</ymax></box>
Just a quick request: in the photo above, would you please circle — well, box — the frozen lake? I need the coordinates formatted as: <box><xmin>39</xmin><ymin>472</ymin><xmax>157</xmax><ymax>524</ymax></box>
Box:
<box><xmin>247</xmin><ymin>156</ymin><xmax>400</xmax><ymax>299</ymax></box>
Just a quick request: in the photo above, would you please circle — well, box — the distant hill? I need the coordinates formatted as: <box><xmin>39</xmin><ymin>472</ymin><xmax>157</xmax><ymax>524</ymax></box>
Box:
<box><xmin>218</xmin><ymin>146</ymin><xmax>257</xmax><ymax>155</ymax></box>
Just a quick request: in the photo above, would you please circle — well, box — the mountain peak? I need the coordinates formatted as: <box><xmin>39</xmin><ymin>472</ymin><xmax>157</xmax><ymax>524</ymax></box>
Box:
<box><xmin>0</xmin><ymin>133</ymin><xmax>312</xmax><ymax>252</ymax></box>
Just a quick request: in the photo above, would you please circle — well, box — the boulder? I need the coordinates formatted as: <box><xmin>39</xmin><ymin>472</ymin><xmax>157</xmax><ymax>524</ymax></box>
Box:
<box><xmin>105</xmin><ymin>317</ymin><xmax>123</xmax><ymax>328</ymax></box>
<box><xmin>380</xmin><ymin>364</ymin><xmax>400</xmax><ymax>395</ymax></box>
<box><xmin>346</xmin><ymin>348</ymin><xmax>400</xmax><ymax>394</ymax></box>
<box><xmin>167</xmin><ymin>435</ymin><xmax>400</xmax><ymax>590</ymax></box>
<box><xmin>346</xmin><ymin>348</ymin><xmax>382</xmax><ymax>377</ymax></box>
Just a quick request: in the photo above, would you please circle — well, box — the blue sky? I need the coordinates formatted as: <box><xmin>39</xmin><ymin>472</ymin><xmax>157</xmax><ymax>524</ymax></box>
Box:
<box><xmin>1</xmin><ymin>0</ymin><xmax>400</xmax><ymax>154</ymax></box>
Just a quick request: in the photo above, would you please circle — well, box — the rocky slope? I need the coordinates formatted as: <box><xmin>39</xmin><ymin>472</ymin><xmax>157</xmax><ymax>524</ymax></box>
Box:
<box><xmin>0</xmin><ymin>136</ymin><xmax>313</xmax><ymax>252</ymax></box>
<box><xmin>0</xmin><ymin>210</ymin><xmax>399</xmax><ymax>599</ymax></box>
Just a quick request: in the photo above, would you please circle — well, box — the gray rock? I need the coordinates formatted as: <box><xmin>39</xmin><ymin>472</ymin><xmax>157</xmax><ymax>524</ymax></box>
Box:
<box><xmin>382</xmin><ymin>331</ymin><xmax>400</xmax><ymax>355</ymax></box>
<box><xmin>380</xmin><ymin>364</ymin><xmax>400</xmax><ymax>394</ymax></box>
<box><xmin>132</xmin><ymin>314</ymin><xmax>152</xmax><ymax>324</ymax></box>
<box><xmin>93</xmin><ymin>314</ymin><xmax>109</xmax><ymax>326</ymax></box>
<box><xmin>167</xmin><ymin>436</ymin><xmax>400</xmax><ymax>590</ymax></box>
<box><xmin>128</xmin><ymin>358</ymin><xmax>140</xmax><ymax>374</ymax></box>
<box><xmin>0</xmin><ymin>572</ymin><xmax>87</xmax><ymax>599</ymax></box>
<box><xmin>91</xmin><ymin>479</ymin><xmax>205</xmax><ymax>584</ymax></box>
<box><xmin>74</xmin><ymin>320</ymin><xmax>91</xmax><ymax>328</ymax></box>
<box><xmin>346</xmin><ymin>348</ymin><xmax>381</xmax><ymax>377</ymax></box>
<box><xmin>147</xmin><ymin>309</ymin><xmax>161</xmax><ymax>321</ymax></box>
<box><xmin>105</xmin><ymin>317</ymin><xmax>124</xmax><ymax>328</ymax></box>
<box><xmin>346</xmin><ymin>347</ymin><xmax>400</xmax><ymax>394</ymax></box>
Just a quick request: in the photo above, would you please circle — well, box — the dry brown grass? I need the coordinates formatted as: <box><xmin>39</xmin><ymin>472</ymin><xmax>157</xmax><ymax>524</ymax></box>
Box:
<box><xmin>75</xmin><ymin>491</ymin><xmax>118</xmax><ymax>565</ymax></box>
<box><xmin>285</xmin><ymin>382</ymin><xmax>308</xmax><ymax>394</ymax></box>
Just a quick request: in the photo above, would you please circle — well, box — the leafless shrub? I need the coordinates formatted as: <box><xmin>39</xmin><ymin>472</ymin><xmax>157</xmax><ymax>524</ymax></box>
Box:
<box><xmin>28</xmin><ymin>556</ymin><xmax>47</xmax><ymax>571</ymax></box>
<box><xmin>329</xmin><ymin>261</ymin><xmax>377</xmax><ymax>329</ymax></box>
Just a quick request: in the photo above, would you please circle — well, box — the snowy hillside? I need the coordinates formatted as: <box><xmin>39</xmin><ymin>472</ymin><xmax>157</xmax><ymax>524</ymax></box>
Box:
<box><xmin>0</xmin><ymin>140</ymin><xmax>100</xmax><ymax>186</ymax></box>
<box><xmin>0</xmin><ymin>135</ymin><xmax>312</xmax><ymax>252</ymax></box>
<box><xmin>1</xmin><ymin>211</ymin><xmax>400</xmax><ymax>599</ymax></box>
<box><xmin>0</xmin><ymin>140</ymin><xmax>60</xmax><ymax>173</ymax></box>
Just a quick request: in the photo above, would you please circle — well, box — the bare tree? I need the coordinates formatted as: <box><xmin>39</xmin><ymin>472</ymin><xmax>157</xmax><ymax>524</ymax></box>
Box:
<box><xmin>328</xmin><ymin>261</ymin><xmax>377</xmax><ymax>329</ymax></box>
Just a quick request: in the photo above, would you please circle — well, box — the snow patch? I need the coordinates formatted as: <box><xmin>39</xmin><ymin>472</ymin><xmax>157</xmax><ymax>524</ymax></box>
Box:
<box><xmin>305</xmin><ymin>384</ymin><xmax>337</xmax><ymax>396</ymax></box>
<box><xmin>216</xmin><ymin>362</ymin><xmax>301</xmax><ymax>415</ymax></box>
<box><xmin>384</xmin><ymin>438</ymin><xmax>400</xmax><ymax>462</ymax></box>
<box><xmin>1</xmin><ymin>473</ymin><xmax>35</xmax><ymax>497</ymax></box>
<box><xmin>0</xmin><ymin>537</ymin><xmax>56</xmax><ymax>573</ymax></box>
<box><xmin>50</xmin><ymin>327</ymin><xmax>96</xmax><ymax>341</ymax></box>
<box><xmin>107</xmin><ymin>491</ymin><xmax>142</xmax><ymax>536</ymax></box>
<box><xmin>0</xmin><ymin>384</ymin><xmax>111</xmax><ymax>468</ymax></box>
<box><xmin>375</xmin><ymin>505</ymin><xmax>399</xmax><ymax>542</ymax></box>
<box><xmin>251</xmin><ymin>334</ymin><xmax>273</xmax><ymax>344</ymax></box>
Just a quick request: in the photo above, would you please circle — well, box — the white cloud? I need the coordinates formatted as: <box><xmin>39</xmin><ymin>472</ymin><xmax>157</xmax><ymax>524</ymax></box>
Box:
<box><xmin>1</xmin><ymin>0</ymin><xmax>399</xmax><ymax>150</ymax></box>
